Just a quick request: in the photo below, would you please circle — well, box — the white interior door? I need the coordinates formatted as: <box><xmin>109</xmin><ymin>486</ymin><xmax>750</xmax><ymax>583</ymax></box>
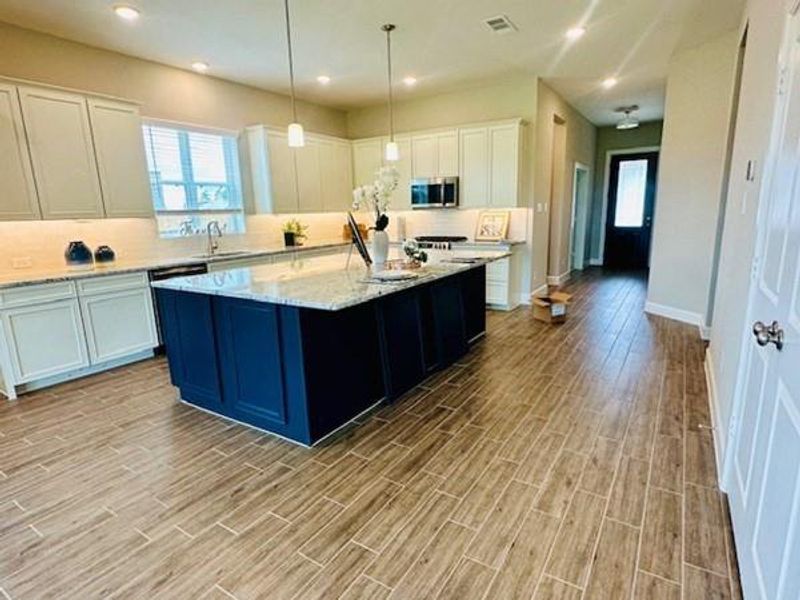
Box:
<box><xmin>728</xmin><ymin>7</ymin><xmax>800</xmax><ymax>599</ymax></box>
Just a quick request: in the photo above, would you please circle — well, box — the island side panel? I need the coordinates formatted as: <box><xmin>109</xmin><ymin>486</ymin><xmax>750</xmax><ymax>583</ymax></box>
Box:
<box><xmin>298</xmin><ymin>302</ymin><xmax>385</xmax><ymax>442</ymax></box>
<box><xmin>461</xmin><ymin>266</ymin><xmax>487</xmax><ymax>343</ymax></box>
<box><xmin>155</xmin><ymin>288</ymin><xmax>223</xmax><ymax>413</ymax></box>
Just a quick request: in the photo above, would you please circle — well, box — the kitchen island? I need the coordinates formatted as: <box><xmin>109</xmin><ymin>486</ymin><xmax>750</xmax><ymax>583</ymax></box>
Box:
<box><xmin>152</xmin><ymin>251</ymin><xmax>505</xmax><ymax>445</ymax></box>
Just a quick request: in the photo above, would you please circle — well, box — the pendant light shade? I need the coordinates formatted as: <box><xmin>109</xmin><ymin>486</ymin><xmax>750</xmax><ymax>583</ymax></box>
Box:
<box><xmin>615</xmin><ymin>106</ymin><xmax>640</xmax><ymax>131</ymax></box>
<box><xmin>382</xmin><ymin>24</ymin><xmax>399</xmax><ymax>162</ymax></box>
<box><xmin>283</xmin><ymin>0</ymin><xmax>304</xmax><ymax>147</ymax></box>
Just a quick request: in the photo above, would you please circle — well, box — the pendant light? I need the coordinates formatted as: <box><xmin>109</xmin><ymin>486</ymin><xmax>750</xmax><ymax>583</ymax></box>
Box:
<box><xmin>382</xmin><ymin>24</ymin><xmax>399</xmax><ymax>162</ymax></box>
<box><xmin>283</xmin><ymin>0</ymin><xmax>304</xmax><ymax>147</ymax></box>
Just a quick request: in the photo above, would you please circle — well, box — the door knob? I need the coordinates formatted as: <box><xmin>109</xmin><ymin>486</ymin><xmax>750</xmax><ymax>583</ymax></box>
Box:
<box><xmin>753</xmin><ymin>321</ymin><xmax>784</xmax><ymax>350</ymax></box>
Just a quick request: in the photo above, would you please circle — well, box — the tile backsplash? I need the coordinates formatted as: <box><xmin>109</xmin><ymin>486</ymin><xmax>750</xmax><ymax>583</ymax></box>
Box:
<box><xmin>0</xmin><ymin>207</ymin><xmax>530</xmax><ymax>276</ymax></box>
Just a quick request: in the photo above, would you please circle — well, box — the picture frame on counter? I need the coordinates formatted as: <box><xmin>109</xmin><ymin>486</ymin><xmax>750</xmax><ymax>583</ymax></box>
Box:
<box><xmin>475</xmin><ymin>210</ymin><xmax>510</xmax><ymax>241</ymax></box>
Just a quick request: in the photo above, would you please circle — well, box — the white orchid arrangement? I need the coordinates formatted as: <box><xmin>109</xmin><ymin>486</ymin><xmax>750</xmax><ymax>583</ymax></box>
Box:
<box><xmin>352</xmin><ymin>166</ymin><xmax>399</xmax><ymax>232</ymax></box>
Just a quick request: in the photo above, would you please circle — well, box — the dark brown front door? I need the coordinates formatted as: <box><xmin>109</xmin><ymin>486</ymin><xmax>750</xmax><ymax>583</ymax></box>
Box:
<box><xmin>603</xmin><ymin>152</ymin><xmax>659</xmax><ymax>269</ymax></box>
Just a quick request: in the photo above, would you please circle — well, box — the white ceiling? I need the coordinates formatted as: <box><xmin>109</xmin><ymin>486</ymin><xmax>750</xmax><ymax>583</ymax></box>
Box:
<box><xmin>0</xmin><ymin>0</ymin><xmax>745</xmax><ymax>125</ymax></box>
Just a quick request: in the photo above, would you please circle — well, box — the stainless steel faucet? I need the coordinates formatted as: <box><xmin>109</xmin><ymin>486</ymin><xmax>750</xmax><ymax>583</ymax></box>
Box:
<box><xmin>206</xmin><ymin>220</ymin><xmax>223</xmax><ymax>255</ymax></box>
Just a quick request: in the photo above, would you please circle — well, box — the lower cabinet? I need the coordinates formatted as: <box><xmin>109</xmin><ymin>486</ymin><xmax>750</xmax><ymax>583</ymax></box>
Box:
<box><xmin>80</xmin><ymin>285</ymin><xmax>158</xmax><ymax>364</ymax></box>
<box><xmin>0</xmin><ymin>272</ymin><xmax>158</xmax><ymax>397</ymax></box>
<box><xmin>0</xmin><ymin>296</ymin><xmax>89</xmax><ymax>384</ymax></box>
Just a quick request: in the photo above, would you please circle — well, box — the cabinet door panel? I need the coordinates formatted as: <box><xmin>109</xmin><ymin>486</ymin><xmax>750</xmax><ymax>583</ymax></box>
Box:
<box><xmin>459</xmin><ymin>128</ymin><xmax>489</xmax><ymax>208</ymax></box>
<box><xmin>295</xmin><ymin>138</ymin><xmax>323</xmax><ymax>213</ymax></box>
<box><xmin>489</xmin><ymin>125</ymin><xmax>519</xmax><ymax>207</ymax></box>
<box><xmin>0</xmin><ymin>84</ymin><xmax>40</xmax><ymax>220</ymax></box>
<box><xmin>267</xmin><ymin>131</ymin><xmax>299</xmax><ymax>213</ymax></box>
<box><xmin>81</xmin><ymin>288</ymin><xmax>157</xmax><ymax>364</ymax></box>
<box><xmin>1</xmin><ymin>299</ymin><xmax>89</xmax><ymax>383</ymax></box>
<box><xmin>437</xmin><ymin>131</ymin><xmax>459</xmax><ymax>176</ymax></box>
<box><xmin>411</xmin><ymin>135</ymin><xmax>437</xmax><ymax>178</ymax></box>
<box><xmin>19</xmin><ymin>87</ymin><xmax>105</xmax><ymax>219</ymax></box>
<box><xmin>353</xmin><ymin>139</ymin><xmax>383</xmax><ymax>187</ymax></box>
<box><xmin>88</xmin><ymin>99</ymin><xmax>153</xmax><ymax>218</ymax></box>
<box><xmin>320</xmin><ymin>140</ymin><xmax>354</xmax><ymax>212</ymax></box>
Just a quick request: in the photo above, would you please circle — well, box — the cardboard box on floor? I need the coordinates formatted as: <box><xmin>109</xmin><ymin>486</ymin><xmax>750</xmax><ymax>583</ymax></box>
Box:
<box><xmin>533</xmin><ymin>291</ymin><xmax>572</xmax><ymax>324</ymax></box>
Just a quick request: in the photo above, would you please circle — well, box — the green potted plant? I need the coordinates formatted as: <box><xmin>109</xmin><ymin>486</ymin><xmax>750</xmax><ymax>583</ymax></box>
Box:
<box><xmin>283</xmin><ymin>219</ymin><xmax>308</xmax><ymax>247</ymax></box>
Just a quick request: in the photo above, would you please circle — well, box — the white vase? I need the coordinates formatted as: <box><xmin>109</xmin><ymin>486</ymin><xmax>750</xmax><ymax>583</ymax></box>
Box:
<box><xmin>372</xmin><ymin>230</ymin><xmax>389</xmax><ymax>268</ymax></box>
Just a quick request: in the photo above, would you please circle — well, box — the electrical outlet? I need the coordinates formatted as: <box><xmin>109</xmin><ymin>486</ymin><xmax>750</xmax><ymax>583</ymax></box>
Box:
<box><xmin>11</xmin><ymin>257</ymin><xmax>32</xmax><ymax>269</ymax></box>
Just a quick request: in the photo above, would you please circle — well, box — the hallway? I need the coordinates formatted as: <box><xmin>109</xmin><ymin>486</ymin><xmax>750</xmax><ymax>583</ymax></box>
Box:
<box><xmin>0</xmin><ymin>269</ymin><xmax>741</xmax><ymax>599</ymax></box>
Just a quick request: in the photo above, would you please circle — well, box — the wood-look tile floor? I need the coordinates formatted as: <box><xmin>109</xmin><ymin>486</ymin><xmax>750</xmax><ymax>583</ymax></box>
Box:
<box><xmin>0</xmin><ymin>269</ymin><xmax>742</xmax><ymax>600</ymax></box>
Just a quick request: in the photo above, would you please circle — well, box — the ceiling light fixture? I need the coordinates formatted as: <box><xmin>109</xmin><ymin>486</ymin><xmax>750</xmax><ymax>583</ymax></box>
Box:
<box><xmin>382</xmin><ymin>24</ymin><xmax>399</xmax><ymax>162</ymax></box>
<box><xmin>615</xmin><ymin>105</ymin><xmax>640</xmax><ymax>130</ymax></box>
<box><xmin>191</xmin><ymin>61</ymin><xmax>209</xmax><ymax>73</ymax></box>
<box><xmin>565</xmin><ymin>27</ymin><xmax>586</xmax><ymax>41</ymax></box>
<box><xmin>283</xmin><ymin>0</ymin><xmax>304</xmax><ymax>147</ymax></box>
<box><xmin>113</xmin><ymin>5</ymin><xmax>140</xmax><ymax>21</ymax></box>
<box><xmin>602</xmin><ymin>77</ymin><xmax>618</xmax><ymax>89</ymax></box>
<box><xmin>316</xmin><ymin>75</ymin><xmax>331</xmax><ymax>85</ymax></box>
<box><xmin>403</xmin><ymin>76</ymin><xmax>417</xmax><ymax>87</ymax></box>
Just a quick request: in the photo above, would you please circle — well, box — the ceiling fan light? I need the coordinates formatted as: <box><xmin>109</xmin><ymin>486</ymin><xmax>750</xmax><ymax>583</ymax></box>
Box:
<box><xmin>616</xmin><ymin>116</ymin><xmax>640</xmax><ymax>130</ymax></box>
<box><xmin>287</xmin><ymin>122</ymin><xmax>305</xmax><ymax>147</ymax></box>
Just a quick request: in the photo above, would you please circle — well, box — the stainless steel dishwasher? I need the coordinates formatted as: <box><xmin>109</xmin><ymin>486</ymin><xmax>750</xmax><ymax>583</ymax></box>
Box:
<box><xmin>148</xmin><ymin>263</ymin><xmax>208</xmax><ymax>353</ymax></box>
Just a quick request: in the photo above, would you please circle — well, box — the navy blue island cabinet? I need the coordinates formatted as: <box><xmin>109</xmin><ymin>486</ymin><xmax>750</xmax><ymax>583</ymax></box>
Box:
<box><xmin>155</xmin><ymin>265</ymin><xmax>487</xmax><ymax>446</ymax></box>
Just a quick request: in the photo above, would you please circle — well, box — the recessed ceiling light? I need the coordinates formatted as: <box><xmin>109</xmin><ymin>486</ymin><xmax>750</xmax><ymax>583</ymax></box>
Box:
<box><xmin>565</xmin><ymin>27</ymin><xmax>586</xmax><ymax>41</ymax></box>
<box><xmin>403</xmin><ymin>76</ymin><xmax>417</xmax><ymax>87</ymax></box>
<box><xmin>316</xmin><ymin>75</ymin><xmax>331</xmax><ymax>85</ymax></box>
<box><xmin>191</xmin><ymin>61</ymin><xmax>209</xmax><ymax>73</ymax></box>
<box><xmin>113</xmin><ymin>5</ymin><xmax>140</xmax><ymax>21</ymax></box>
<box><xmin>602</xmin><ymin>77</ymin><xmax>618</xmax><ymax>89</ymax></box>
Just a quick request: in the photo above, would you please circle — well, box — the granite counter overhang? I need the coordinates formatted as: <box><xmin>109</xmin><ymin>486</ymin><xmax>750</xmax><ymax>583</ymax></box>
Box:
<box><xmin>150</xmin><ymin>251</ymin><xmax>510</xmax><ymax>311</ymax></box>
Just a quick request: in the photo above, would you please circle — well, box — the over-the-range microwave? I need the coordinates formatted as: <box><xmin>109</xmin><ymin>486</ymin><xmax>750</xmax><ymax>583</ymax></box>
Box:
<box><xmin>410</xmin><ymin>177</ymin><xmax>459</xmax><ymax>209</ymax></box>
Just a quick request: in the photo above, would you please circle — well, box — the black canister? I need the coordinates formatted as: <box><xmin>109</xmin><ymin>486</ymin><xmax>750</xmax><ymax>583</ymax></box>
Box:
<box><xmin>64</xmin><ymin>241</ymin><xmax>94</xmax><ymax>267</ymax></box>
<box><xmin>94</xmin><ymin>245</ymin><xmax>116</xmax><ymax>264</ymax></box>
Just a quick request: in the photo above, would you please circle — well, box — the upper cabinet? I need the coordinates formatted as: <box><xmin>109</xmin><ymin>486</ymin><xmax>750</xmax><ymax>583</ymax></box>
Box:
<box><xmin>0</xmin><ymin>80</ymin><xmax>154</xmax><ymax>222</ymax></box>
<box><xmin>459</xmin><ymin>121</ymin><xmax>523</xmax><ymax>208</ymax></box>
<box><xmin>247</xmin><ymin>125</ymin><xmax>353</xmax><ymax>214</ymax></box>
<box><xmin>18</xmin><ymin>86</ymin><xmax>105</xmax><ymax>219</ymax></box>
<box><xmin>0</xmin><ymin>84</ymin><xmax>40</xmax><ymax>220</ymax></box>
<box><xmin>411</xmin><ymin>130</ymin><xmax>458</xmax><ymax>179</ymax></box>
<box><xmin>352</xmin><ymin>139</ymin><xmax>383</xmax><ymax>187</ymax></box>
<box><xmin>87</xmin><ymin>99</ymin><xmax>153</xmax><ymax>218</ymax></box>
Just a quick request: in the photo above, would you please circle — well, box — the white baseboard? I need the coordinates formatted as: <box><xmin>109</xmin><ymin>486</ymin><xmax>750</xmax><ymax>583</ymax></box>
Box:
<box><xmin>700</xmin><ymin>325</ymin><xmax>712</xmax><ymax>341</ymax></box>
<box><xmin>518</xmin><ymin>292</ymin><xmax>533</xmax><ymax>305</ymax></box>
<box><xmin>547</xmin><ymin>271</ymin><xmax>572</xmax><ymax>286</ymax></box>
<box><xmin>704</xmin><ymin>346</ymin><xmax>727</xmax><ymax>491</ymax></box>
<box><xmin>589</xmin><ymin>258</ymin><xmax>603</xmax><ymax>266</ymax></box>
<box><xmin>644</xmin><ymin>301</ymin><xmax>706</xmax><ymax>335</ymax></box>
<box><xmin>530</xmin><ymin>283</ymin><xmax>548</xmax><ymax>300</ymax></box>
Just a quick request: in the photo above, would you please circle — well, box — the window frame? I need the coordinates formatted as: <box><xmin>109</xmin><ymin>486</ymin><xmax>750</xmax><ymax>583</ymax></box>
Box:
<box><xmin>142</xmin><ymin>119</ymin><xmax>245</xmax><ymax>235</ymax></box>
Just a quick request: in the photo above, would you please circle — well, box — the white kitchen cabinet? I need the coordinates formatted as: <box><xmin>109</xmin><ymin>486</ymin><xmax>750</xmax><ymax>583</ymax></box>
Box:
<box><xmin>459</xmin><ymin>127</ymin><xmax>490</xmax><ymax>208</ymax></box>
<box><xmin>489</xmin><ymin>124</ymin><xmax>521</xmax><ymax>208</ymax></box>
<box><xmin>458</xmin><ymin>121</ymin><xmax>522</xmax><ymax>208</ymax></box>
<box><xmin>295</xmin><ymin>138</ymin><xmax>323</xmax><ymax>213</ymax></box>
<box><xmin>0</xmin><ymin>83</ymin><xmax>40</xmax><ymax>220</ymax></box>
<box><xmin>437</xmin><ymin>131</ymin><xmax>459</xmax><ymax>176</ymax></box>
<box><xmin>320</xmin><ymin>139</ymin><xmax>353</xmax><ymax>212</ymax></box>
<box><xmin>18</xmin><ymin>86</ymin><xmax>105</xmax><ymax>219</ymax></box>
<box><xmin>247</xmin><ymin>126</ymin><xmax>299</xmax><ymax>214</ymax></box>
<box><xmin>352</xmin><ymin>139</ymin><xmax>383</xmax><ymax>187</ymax></box>
<box><xmin>0</xmin><ymin>282</ymin><xmax>89</xmax><ymax>384</ymax></box>
<box><xmin>411</xmin><ymin>130</ymin><xmax>458</xmax><ymax>179</ymax></box>
<box><xmin>78</xmin><ymin>274</ymin><xmax>158</xmax><ymax>364</ymax></box>
<box><xmin>87</xmin><ymin>98</ymin><xmax>153</xmax><ymax>218</ymax></box>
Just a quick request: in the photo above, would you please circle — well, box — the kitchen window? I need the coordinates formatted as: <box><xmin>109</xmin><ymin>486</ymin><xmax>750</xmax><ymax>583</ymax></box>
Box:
<box><xmin>142</xmin><ymin>123</ymin><xmax>245</xmax><ymax>237</ymax></box>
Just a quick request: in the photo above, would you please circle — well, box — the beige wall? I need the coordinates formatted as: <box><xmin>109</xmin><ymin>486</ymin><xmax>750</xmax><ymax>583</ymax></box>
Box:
<box><xmin>347</xmin><ymin>77</ymin><xmax>539</xmax><ymax>296</ymax></box>
<box><xmin>646</xmin><ymin>31</ymin><xmax>739</xmax><ymax>321</ymax></box>
<box><xmin>591</xmin><ymin>121</ymin><xmax>663</xmax><ymax>261</ymax></box>
<box><xmin>0</xmin><ymin>20</ymin><xmax>347</xmax><ymax>136</ymax></box>
<box><xmin>709</xmin><ymin>0</ymin><xmax>788</xmax><ymax>465</ymax></box>
<box><xmin>535</xmin><ymin>81</ymin><xmax>597</xmax><ymax>285</ymax></box>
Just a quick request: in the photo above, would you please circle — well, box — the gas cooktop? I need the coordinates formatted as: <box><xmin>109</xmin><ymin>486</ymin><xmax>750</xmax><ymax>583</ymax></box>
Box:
<box><xmin>414</xmin><ymin>236</ymin><xmax>468</xmax><ymax>243</ymax></box>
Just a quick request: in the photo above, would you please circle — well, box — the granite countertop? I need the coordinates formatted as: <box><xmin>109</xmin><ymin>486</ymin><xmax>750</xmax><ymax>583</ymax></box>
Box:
<box><xmin>0</xmin><ymin>241</ymin><xmax>349</xmax><ymax>290</ymax></box>
<box><xmin>151</xmin><ymin>249</ymin><xmax>510</xmax><ymax>311</ymax></box>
